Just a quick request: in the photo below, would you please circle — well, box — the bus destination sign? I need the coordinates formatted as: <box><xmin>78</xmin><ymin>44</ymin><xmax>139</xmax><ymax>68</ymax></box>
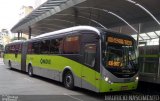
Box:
<box><xmin>107</xmin><ymin>36</ymin><xmax>132</xmax><ymax>46</ymax></box>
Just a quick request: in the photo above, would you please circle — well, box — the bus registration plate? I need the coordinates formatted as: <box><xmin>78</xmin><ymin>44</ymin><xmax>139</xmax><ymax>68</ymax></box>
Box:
<box><xmin>121</xmin><ymin>86</ymin><xmax>128</xmax><ymax>90</ymax></box>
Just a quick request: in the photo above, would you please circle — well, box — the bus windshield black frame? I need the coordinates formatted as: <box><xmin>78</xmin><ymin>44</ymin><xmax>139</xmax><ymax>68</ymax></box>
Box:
<box><xmin>102</xmin><ymin>32</ymin><xmax>138</xmax><ymax>78</ymax></box>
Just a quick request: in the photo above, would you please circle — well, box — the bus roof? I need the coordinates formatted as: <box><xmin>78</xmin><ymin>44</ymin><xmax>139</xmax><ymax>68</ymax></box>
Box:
<box><xmin>7</xmin><ymin>40</ymin><xmax>25</xmax><ymax>45</ymax></box>
<box><xmin>33</xmin><ymin>26</ymin><xmax>101</xmax><ymax>40</ymax></box>
<box><xmin>11</xmin><ymin>40</ymin><xmax>25</xmax><ymax>43</ymax></box>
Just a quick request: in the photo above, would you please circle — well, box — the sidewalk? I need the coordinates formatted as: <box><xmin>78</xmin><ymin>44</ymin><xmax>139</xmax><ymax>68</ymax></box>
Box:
<box><xmin>0</xmin><ymin>58</ymin><xmax>3</xmax><ymax>61</ymax></box>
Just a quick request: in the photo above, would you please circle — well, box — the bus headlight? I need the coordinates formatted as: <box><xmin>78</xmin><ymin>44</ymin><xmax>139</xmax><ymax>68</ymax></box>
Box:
<box><xmin>136</xmin><ymin>76</ymin><xmax>139</xmax><ymax>81</ymax></box>
<box><xmin>104</xmin><ymin>76</ymin><xmax>113</xmax><ymax>84</ymax></box>
<box><xmin>104</xmin><ymin>77</ymin><xmax>109</xmax><ymax>82</ymax></box>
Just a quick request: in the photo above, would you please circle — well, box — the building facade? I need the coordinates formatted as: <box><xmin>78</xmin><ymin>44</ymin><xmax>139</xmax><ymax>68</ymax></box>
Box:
<box><xmin>34</xmin><ymin>0</ymin><xmax>47</xmax><ymax>8</ymax></box>
<box><xmin>19</xmin><ymin>6</ymin><xmax>34</xmax><ymax>20</ymax></box>
<box><xmin>19</xmin><ymin>6</ymin><xmax>34</xmax><ymax>39</ymax></box>
<box><xmin>0</xmin><ymin>29</ymin><xmax>10</xmax><ymax>49</ymax></box>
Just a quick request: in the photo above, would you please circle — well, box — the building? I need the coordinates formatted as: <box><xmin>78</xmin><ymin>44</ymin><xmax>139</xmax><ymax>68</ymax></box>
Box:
<box><xmin>19</xmin><ymin>6</ymin><xmax>34</xmax><ymax>20</ymax></box>
<box><xmin>0</xmin><ymin>29</ymin><xmax>10</xmax><ymax>47</ymax></box>
<box><xmin>0</xmin><ymin>32</ymin><xmax>3</xmax><ymax>45</ymax></box>
<box><xmin>34</xmin><ymin>0</ymin><xmax>47</xmax><ymax>8</ymax></box>
<box><xmin>19</xmin><ymin>6</ymin><xmax>34</xmax><ymax>39</ymax></box>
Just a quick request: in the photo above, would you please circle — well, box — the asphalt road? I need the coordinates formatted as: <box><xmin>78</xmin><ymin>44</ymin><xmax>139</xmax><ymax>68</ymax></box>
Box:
<box><xmin>0</xmin><ymin>58</ymin><xmax>104</xmax><ymax>101</ymax></box>
<box><xmin>0</xmin><ymin>58</ymin><xmax>159</xmax><ymax>101</ymax></box>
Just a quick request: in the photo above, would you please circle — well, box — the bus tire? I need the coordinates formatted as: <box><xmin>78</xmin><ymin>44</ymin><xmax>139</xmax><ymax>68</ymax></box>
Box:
<box><xmin>8</xmin><ymin>61</ymin><xmax>12</xmax><ymax>69</ymax></box>
<box><xmin>63</xmin><ymin>71</ymin><xmax>74</xmax><ymax>89</ymax></box>
<box><xmin>28</xmin><ymin>65</ymin><xmax>33</xmax><ymax>77</ymax></box>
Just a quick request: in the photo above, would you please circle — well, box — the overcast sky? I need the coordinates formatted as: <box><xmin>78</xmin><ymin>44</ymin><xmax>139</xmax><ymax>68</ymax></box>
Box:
<box><xmin>0</xmin><ymin>0</ymin><xmax>35</xmax><ymax>30</ymax></box>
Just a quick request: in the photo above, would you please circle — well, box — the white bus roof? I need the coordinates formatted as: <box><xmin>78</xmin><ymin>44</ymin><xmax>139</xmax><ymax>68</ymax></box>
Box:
<box><xmin>9</xmin><ymin>40</ymin><xmax>25</xmax><ymax>44</ymax></box>
<box><xmin>34</xmin><ymin>26</ymin><xmax>100</xmax><ymax>39</ymax></box>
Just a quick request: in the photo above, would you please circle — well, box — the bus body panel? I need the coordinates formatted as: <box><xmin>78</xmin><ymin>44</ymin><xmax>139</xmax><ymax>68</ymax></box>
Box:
<box><xmin>100</xmin><ymin>65</ymin><xmax>138</xmax><ymax>92</ymax></box>
<box><xmin>100</xmin><ymin>80</ymin><xmax>138</xmax><ymax>92</ymax></box>
<box><xmin>4</xmin><ymin>53</ymin><xmax>21</xmax><ymax>70</ymax></box>
<box><xmin>26</xmin><ymin>54</ymin><xmax>138</xmax><ymax>92</ymax></box>
<box><xmin>26</xmin><ymin>54</ymin><xmax>101</xmax><ymax>92</ymax></box>
<box><xmin>3</xmin><ymin>41</ymin><xmax>23</xmax><ymax>70</ymax></box>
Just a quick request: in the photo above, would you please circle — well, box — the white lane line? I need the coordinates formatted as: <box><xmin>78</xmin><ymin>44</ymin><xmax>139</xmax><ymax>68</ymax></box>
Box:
<box><xmin>0</xmin><ymin>89</ymin><xmax>6</xmax><ymax>95</ymax></box>
<box><xmin>23</xmin><ymin>78</ymin><xmax>34</xmax><ymax>82</ymax></box>
<box><xmin>0</xmin><ymin>64</ymin><xmax>4</xmax><ymax>66</ymax></box>
<box><xmin>63</xmin><ymin>93</ymin><xmax>83</xmax><ymax>101</ymax></box>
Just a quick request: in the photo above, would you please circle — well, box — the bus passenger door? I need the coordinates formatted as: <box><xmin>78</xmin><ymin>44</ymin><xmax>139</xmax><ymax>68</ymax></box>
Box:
<box><xmin>81</xmin><ymin>43</ymin><xmax>97</xmax><ymax>91</ymax></box>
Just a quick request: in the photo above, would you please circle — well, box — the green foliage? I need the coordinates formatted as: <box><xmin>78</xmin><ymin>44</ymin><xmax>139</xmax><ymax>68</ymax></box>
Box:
<box><xmin>0</xmin><ymin>44</ymin><xmax>4</xmax><ymax>51</ymax></box>
<box><xmin>11</xmin><ymin>37</ymin><xmax>27</xmax><ymax>41</ymax></box>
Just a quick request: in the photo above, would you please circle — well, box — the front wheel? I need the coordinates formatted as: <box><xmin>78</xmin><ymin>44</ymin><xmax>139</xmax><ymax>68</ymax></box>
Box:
<box><xmin>64</xmin><ymin>71</ymin><xmax>74</xmax><ymax>89</ymax></box>
<box><xmin>28</xmin><ymin>65</ymin><xmax>33</xmax><ymax>77</ymax></box>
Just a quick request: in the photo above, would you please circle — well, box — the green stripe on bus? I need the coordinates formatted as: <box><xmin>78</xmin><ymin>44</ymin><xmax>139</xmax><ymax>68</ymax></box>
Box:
<box><xmin>26</xmin><ymin>55</ymin><xmax>101</xmax><ymax>90</ymax></box>
<box><xmin>139</xmin><ymin>54</ymin><xmax>159</xmax><ymax>58</ymax></box>
<box><xmin>26</xmin><ymin>55</ymin><xmax>137</xmax><ymax>92</ymax></box>
<box><xmin>100</xmin><ymin>80</ymin><xmax>138</xmax><ymax>92</ymax></box>
<box><xmin>4</xmin><ymin>54</ymin><xmax>137</xmax><ymax>92</ymax></box>
<box><xmin>4</xmin><ymin>54</ymin><xmax>21</xmax><ymax>63</ymax></box>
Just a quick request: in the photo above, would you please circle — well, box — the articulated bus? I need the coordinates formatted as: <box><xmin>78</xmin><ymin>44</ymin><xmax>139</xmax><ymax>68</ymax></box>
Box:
<box><xmin>3</xmin><ymin>26</ymin><xmax>138</xmax><ymax>92</ymax></box>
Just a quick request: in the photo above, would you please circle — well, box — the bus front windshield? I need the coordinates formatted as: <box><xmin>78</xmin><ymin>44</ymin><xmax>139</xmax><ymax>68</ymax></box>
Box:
<box><xmin>102</xmin><ymin>36</ymin><xmax>138</xmax><ymax>78</ymax></box>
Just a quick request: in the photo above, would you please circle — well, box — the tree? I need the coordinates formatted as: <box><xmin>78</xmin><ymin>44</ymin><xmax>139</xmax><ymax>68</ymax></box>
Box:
<box><xmin>1</xmin><ymin>29</ymin><xmax>9</xmax><ymax>35</ymax></box>
<box><xmin>0</xmin><ymin>44</ymin><xmax>4</xmax><ymax>51</ymax></box>
<box><xmin>11</xmin><ymin>37</ymin><xmax>27</xmax><ymax>41</ymax></box>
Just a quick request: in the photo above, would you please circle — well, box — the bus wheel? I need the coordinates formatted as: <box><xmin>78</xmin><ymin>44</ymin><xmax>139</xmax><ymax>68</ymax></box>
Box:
<box><xmin>8</xmin><ymin>61</ymin><xmax>12</xmax><ymax>69</ymax></box>
<box><xmin>64</xmin><ymin>71</ymin><xmax>74</xmax><ymax>89</ymax></box>
<box><xmin>28</xmin><ymin>65</ymin><xmax>33</xmax><ymax>77</ymax></box>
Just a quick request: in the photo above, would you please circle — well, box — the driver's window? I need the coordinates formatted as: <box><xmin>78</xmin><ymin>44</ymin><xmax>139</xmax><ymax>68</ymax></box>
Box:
<box><xmin>107</xmin><ymin>46</ymin><xmax>123</xmax><ymax>67</ymax></box>
<box><xmin>84</xmin><ymin>44</ymin><xmax>96</xmax><ymax>67</ymax></box>
<box><xmin>108</xmin><ymin>48</ymin><xmax>123</xmax><ymax>62</ymax></box>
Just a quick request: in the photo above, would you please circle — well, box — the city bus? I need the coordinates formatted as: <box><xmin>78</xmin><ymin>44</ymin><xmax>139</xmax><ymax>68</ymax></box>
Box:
<box><xmin>3</xmin><ymin>26</ymin><xmax>138</xmax><ymax>92</ymax></box>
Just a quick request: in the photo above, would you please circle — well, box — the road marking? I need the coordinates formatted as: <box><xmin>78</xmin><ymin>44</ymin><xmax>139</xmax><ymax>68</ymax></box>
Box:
<box><xmin>0</xmin><ymin>89</ymin><xmax>7</xmax><ymax>95</ymax></box>
<box><xmin>0</xmin><ymin>64</ymin><xmax>4</xmax><ymax>66</ymax></box>
<box><xmin>63</xmin><ymin>93</ymin><xmax>83</xmax><ymax>101</ymax></box>
<box><xmin>23</xmin><ymin>77</ymin><xmax>34</xmax><ymax>82</ymax></box>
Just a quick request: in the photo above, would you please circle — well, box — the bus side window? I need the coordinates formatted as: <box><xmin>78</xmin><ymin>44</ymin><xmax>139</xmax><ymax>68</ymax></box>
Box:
<box><xmin>8</xmin><ymin>46</ymin><xmax>11</xmax><ymax>53</ymax></box>
<box><xmin>15</xmin><ymin>44</ymin><xmax>20</xmax><ymax>58</ymax></box>
<box><xmin>40</xmin><ymin>40</ymin><xmax>50</xmax><ymax>54</ymax></box>
<box><xmin>50</xmin><ymin>38</ymin><xmax>63</xmax><ymax>54</ymax></box>
<box><xmin>11</xmin><ymin>45</ymin><xmax>15</xmax><ymax>54</ymax></box>
<box><xmin>84</xmin><ymin>44</ymin><xmax>96</xmax><ymax>67</ymax></box>
<box><xmin>5</xmin><ymin>46</ymin><xmax>8</xmax><ymax>53</ymax></box>
<box><xmin>63</xmin><ymin>36</ymin><xmax>80</xmax><ymax>54</ymax></box>
<box><xmin>15</xmin><ymin>44</ymin><xmax>20</xmax><ymax>53</ymax></box>
<box><xmin>32</xmin><ymin>42</ymin><xmax>40</xmax><ymax>54</ymax></box>
<box><xmin>28</xmin><ymin>43</ymin><xmax>32</xmax><ymax>54</ymax></box>
<box><xmin>19</xmin><ymin>44</ymin><xmax>22</xmax><ymax>53</ymax></box>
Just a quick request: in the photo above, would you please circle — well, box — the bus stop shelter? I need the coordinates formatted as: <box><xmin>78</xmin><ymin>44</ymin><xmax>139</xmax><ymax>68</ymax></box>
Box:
<box><xmin>10</xmin><ymin>0</ymin><xmax>160</xmax><ymax>84</ymax></box>
<box><xmin>11</xmin><ymin>0</ymin><xmax>160</xmax><ymax>38</ymax></box>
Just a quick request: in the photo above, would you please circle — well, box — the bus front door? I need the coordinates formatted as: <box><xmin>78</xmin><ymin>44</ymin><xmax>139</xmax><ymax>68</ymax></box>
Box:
<box><xmin>81</xmin><ymin>43</ymin><xmax>97</xmax><ymax>91</ymax></box>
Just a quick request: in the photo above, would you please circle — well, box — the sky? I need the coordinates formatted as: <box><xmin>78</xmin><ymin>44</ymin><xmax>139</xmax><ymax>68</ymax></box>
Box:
<box><xmin>0</xmin><ymin>0</ymin><xmax>35</xmax><ymax>30</ymax></box>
